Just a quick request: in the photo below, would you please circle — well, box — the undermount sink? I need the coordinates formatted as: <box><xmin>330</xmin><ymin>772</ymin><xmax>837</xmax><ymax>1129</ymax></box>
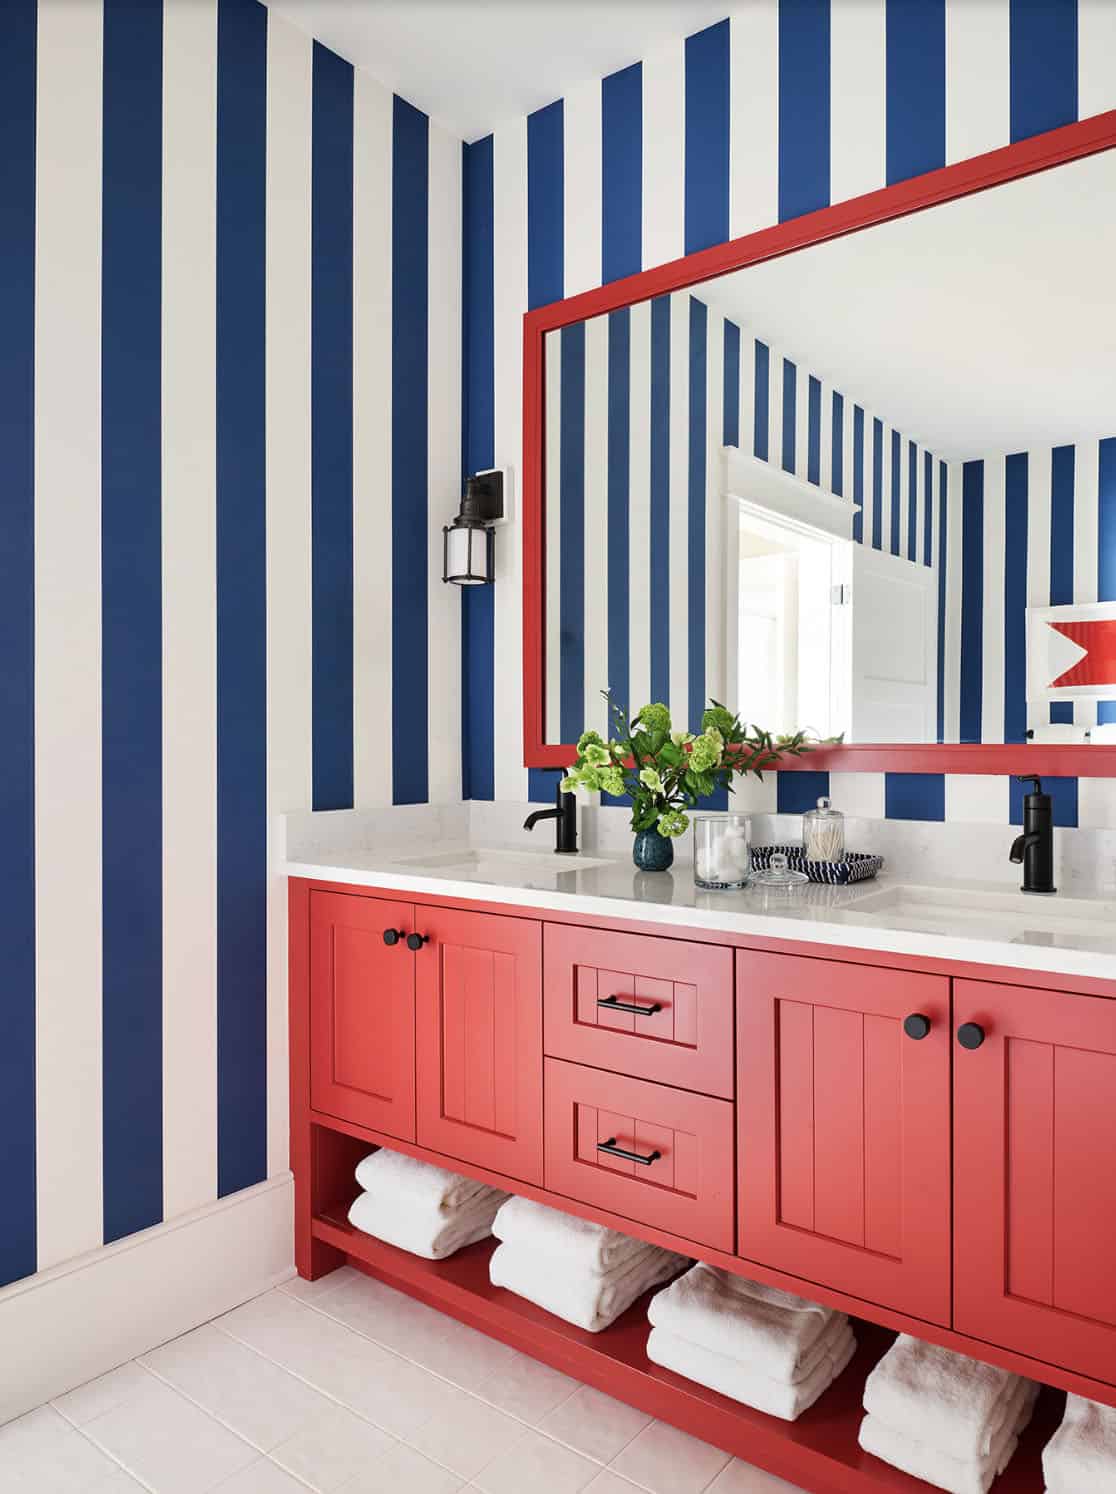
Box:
<box><xmin>847</xmin><ymin>882</ymin><xmax>1116</xmax><ymax>951</ymax></box>
<box><xmin>389</xmin><ymin>846</ymin><xmax>614</xmax><ymax>885</ymax></box>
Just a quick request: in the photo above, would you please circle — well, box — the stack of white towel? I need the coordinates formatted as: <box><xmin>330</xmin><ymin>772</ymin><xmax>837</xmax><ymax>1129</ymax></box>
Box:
<box><xmin>488</xmin><ymin>1196</ymin><xmax>688</xmax><ymax>1332</ymax></box>
<box><xmin>859</xmin><ymin>1334</ymin><xmax>1038</xmax><ymax>1494</ymax></box>
<box><xmin>347</xmin><ymin>1149</ymin><xmax>508</xmax><ymax>1260</ymax></box>
<box><xmin>1043</xmin><ymin>1393</ymin><xmax>1116</xmax><ymax>1493</ymax></box>
<box><xmin>646</xmin><ymin>1263</ymin><xmax>856</xmax><ymax>1421</ymax></box>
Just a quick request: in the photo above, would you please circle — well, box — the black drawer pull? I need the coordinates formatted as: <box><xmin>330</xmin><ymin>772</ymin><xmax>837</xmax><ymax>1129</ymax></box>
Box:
<box><xmin>597</xmin><ymin>1137</ymin><xmax>661</xmax><ymax>1167</ymax></box>
<box><xmin>597</xmin><ymin>994</ymin><xmax>662</xmax><ymax>1017</ymax></box>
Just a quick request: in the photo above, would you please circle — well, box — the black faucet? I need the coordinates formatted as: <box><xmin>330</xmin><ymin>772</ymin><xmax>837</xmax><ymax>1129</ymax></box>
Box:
<box><xmin>1010</xmin><ymin>775</ymin><xmax>1056</xmax><ymax>894</ymax></box>
<box><xmin>523</xmin><ymin>781</ymin><xmax>578</xmax><ymax>853</ymax></box>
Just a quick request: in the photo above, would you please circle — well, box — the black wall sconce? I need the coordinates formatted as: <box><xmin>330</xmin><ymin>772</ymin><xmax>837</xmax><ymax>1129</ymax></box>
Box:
<box><xmin>443</xmin><ymin>470</ymin><xmax>504</xmax><ymax>585</ymax></box>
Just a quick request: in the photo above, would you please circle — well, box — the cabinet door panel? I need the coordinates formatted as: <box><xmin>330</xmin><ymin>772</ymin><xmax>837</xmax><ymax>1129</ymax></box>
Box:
<box><xmin>416</xmin><ymin>908</ymin><xmax>543</xmax><ymax>1184</ymax></box>
<box><xmin>738</xmin><ymin>950</ymin><xmax>951</xmax><ymax>1325</ymax></box>
<box><xmin>309</xmin><ymin>891</ymin><xmax>415</xmax><ymax>1139</ymax></box>
<box><xmin>954</xmin><ymin>979</ymin><xmax>1116</xmax><ymax>1384</ymax></box>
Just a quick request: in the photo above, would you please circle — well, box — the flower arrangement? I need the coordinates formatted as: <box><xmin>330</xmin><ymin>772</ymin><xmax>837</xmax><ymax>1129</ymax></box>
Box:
<box><xmin>561</xmin><ymin>694</ymin><xmax>823</xmax><ymax>847</ymax></box>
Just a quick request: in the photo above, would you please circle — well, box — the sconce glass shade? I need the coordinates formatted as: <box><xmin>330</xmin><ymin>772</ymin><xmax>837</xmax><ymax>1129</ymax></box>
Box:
<box><xmin>443</xmin><ymin>520</ymin><xmax>494</xmax><ymax>585</ymax></box>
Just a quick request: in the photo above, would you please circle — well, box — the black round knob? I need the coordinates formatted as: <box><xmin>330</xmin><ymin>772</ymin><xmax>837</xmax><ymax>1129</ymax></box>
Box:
<box><xmin>406</xmin><ymin>932</ymin><xmax>429</xmax><ymax>951</ymax></box>
<box><xmin>382</xmin><ymin>929</ymin><xmax>403</xmax><ymax>946</ymax></box>
<box><xmin>958</xmin><ymin>1022</ymin><xmax>986</xmax><ymax>1050</ymax></box>
<box><xmin>903</xmin><ymin>1013</ymin><xmax>931</xmax><ymax>1041</ymax></box>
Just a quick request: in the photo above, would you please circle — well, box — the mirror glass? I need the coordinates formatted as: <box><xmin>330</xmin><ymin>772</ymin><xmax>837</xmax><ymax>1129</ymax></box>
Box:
<box><xmin>541</xmin><ymin>149</ymin><xmax>1116</xmax><ymax>750</ymax></box>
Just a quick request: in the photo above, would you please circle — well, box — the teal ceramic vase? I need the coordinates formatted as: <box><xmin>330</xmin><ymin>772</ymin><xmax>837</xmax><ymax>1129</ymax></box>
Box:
<box><xmin>632</xmin><ymin>828</ymin><xmax>674</xmax><ymax>872</ymax></box>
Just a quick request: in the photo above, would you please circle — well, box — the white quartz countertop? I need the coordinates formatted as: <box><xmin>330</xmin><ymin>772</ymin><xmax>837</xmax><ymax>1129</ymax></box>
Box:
<box><xmin>283</xmin><ymin>820</ymin><xmax>1116</xmax><ymax>985</ymax></box>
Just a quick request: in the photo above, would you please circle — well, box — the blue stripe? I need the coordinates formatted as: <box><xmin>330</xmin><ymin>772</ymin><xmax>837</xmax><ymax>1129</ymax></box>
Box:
<box><xmin>527</xmin><ymin>100</ymin><xmax>563</xmax><ymax>309</ymax></box>
<box><xmin>688</xmin><ymin>298</ymin><xmax>707</xmax><ymax>732</ymax></box>
<box><xmin>936</xmin><ymin>461</ymin><xmax>948</xmax><ymax>741</ymax></box>
<box><xmin>890</xmin><ymin>429</ymin><xmax>901</xmax><ymax>557</ymax></box>
<box><xmin>886</xmin><ymin>0</ymin><xmax>945</xmax><ymax>183</ymax></box>
<box><xmin>392</xmin><ymin>97</ymin><xmax>430</xmax><ymax>803</ymax></box>
<box><xmin>832</xmin><ymin>392</ymin><xmax>845</xmax><ymax>497</ymax></box>
<box><xmin>885</xmin><ymin>773</ymin><xmax>945</xmax><ymax>821</ymax></box>
<box><xmin>807</xmin><ymin>376</ymin><xmax>821</xmax><ymax>485</ymax></box>
<box><xmin>781</xmin><ymin>359</ymin><xmax>796</xmax><ymax>473</ymax></box>
<box><xmin>607</xmin><ymin>309</ymin><xmax>631</xmax><ymax>721</ymax></box>
<box><xmin>1004</xmin><ymin>453</ymin><xmax>1029</xmax><ymax>744</ymax></box>
<box><xmin>959</xmin><ymin>460</ymin><xmax>985</xmax><ymax>744</ymax></box>
<box><xmin>685</xmin><ymin>19</ymin><xmax>730</xmax><ymax>254</ymax></box>
<box><xmin>906</xmin><ymin>440</ymin><xmax>918</xmax><ymax>563</ymax></box>
<box><xmin>722</xmin><ymin>320</ymin><xmax>740</xmax><ymax>448</ymax></box>
<box><xmin>602</xmin><ymin>63</ymin><xmax>642</xmax><ymax>282</ymax></box>
<box><xmin>215</xmin><ymin>0</ymin><xmax>268</xmax><ymax>1199</ymax></box>
<box><xmin>1010</xmin><ymin>0</ymin><xmax>1078</xmax><ymax>142</ymax></box>
<box><xmin>649</xmin><ymin>297</ymin><xmax>671</xmax><ymax>704</ymax></box>
<box><xmin>559</xmin><ymin>323</ymin><xmax>585</xmax><ymax>742</ymax></box>
<box><xmin>923</xmin><ymin>450</ymin><xmax>933</xmax><ymax>567</ymax></box>
<box><xmin>754</xmin><ymin>341</ymin><xmax>770</xmax><ymax>461</ymax></box>
<box><xmin>1099</xmin><ymin>438</ymin><xmax>1116</xmax><ymax>726</ymax></box>
<box><xmin>311</xmin><ymin>44</ymin><xmax>354</xmax><ymax>811</ymax></box>
<box><xmin>462</xmin><ymin>136</ymin><xmax>494</xmax><ymax>799</ymax></box>
<box><xmin>102</xmin><ymin>0</ymin><xmax>164</xmax><ymax>1244</ymax></box>
<box><xmin>778</xmin><ymin>0</ymin><xmax>830</xmax><ymax>222</ymax></box>
<box><xmin>852</xmin><ymin>405</ymin><xmax>865</xmax><ymax>543</ymax></box>
<box><xmin>1010</xmin><ymin>774</ymin><xmax>1078</xmax><ymax>828</ymax></box>
<box><xmin>871</xmin><ymin>418</ymin><xmax>884</xmax><ymax>550</ymax></box>
<box><xmin>777</xmin><ymin>770</ymin><xmax>830</xmax><ymax>815</ymax></box>
<box><xmin>1049</xmin><ymin>443</ymin><xmax>1076</xmax><ymax>726</ymax></box>
<box><xmin>0</xmin><ymin>0</ymin><xmax>37</xmax><ymax>1289</ymax></box>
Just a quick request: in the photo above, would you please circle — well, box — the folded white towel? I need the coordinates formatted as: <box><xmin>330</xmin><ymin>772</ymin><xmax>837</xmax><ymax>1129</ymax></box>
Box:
<box><xmin>492</xmin><ymin>1195</ymin><xmax>651</xmax><ymax>1275</ymax></box>
<box><xmin>648</xmin><ymin>1263</ymin><xmax>843</xmax><ymax>1384</ymax></box>
<box><xmin>348</xmin><ymin>1186</ymin><xmax>507</xmax><ymax>1260</ymax></box>
<box><xmin>647</xmin><ymin>1322</ymin><xmax>856</xmax><ymax>1422</ymax></box>
<box><xmin>1042</xmin><ymin>1392</ymin><xmax>1116</xmax><ymax>1494</ymax></box>
<box><xmin>489</xmin><ymin>1240</ymin><xmax>687</xmax><ymax>1332</ymax></box>
<box><xmin>354</xmin><ymin>1148</ymin><xmax>488</xmax><ymax>1214</ymax></box>
<box><xmin>863</xmin><ymin>1333</ymin><xmax>1035</xmax><ymax>1464</ymax></box>
<box><xmin>859</xmin><ymin>1384</ymin><xmax>1037</xmax><ymax>1494</ymax></box>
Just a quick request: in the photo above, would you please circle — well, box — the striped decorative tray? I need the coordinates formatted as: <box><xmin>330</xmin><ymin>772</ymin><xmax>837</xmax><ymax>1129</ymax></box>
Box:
<box><xmin>750</xmin><ymin>844</ymin><xmax>884</xmax><ymax>885</ymax></box>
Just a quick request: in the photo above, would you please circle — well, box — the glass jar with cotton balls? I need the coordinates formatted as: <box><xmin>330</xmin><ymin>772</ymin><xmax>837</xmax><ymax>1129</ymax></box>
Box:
<box><xmin>692</xmin><ymin>812</ymin><xmax>753</xmax><ymax>891</ymax></box>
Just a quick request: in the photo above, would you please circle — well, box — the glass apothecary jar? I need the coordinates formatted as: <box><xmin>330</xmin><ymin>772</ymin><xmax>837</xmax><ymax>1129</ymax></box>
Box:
<box><xmin>692</xmin><ymin>813</ymin><xmax>752</xmax><ymax>890</ymax></box>
<box><xmin>803</xmin><ymin>796</ymin><xmax>845</xmax><ymax>862</ymax></box>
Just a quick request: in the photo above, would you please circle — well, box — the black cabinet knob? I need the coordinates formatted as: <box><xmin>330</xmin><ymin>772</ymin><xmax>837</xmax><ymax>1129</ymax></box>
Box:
<box><xmin>903</xmin><ymin>1013</ymin><xmax>931</xmax><ymax>1040</ymax></box>
<box><xmin>382</xmin><ymin>929</ymin><xmax>403</xmax><ymax>946</ymax></box>
<box><xmin>958</xmin><ymin>1022</ymin><xmax>986</xmax><ymax>1050</ymax></box>
<box><xmin>406</xmin><ymin>932</ymin><xmax>429</xmax><ymax>951</ymax></box>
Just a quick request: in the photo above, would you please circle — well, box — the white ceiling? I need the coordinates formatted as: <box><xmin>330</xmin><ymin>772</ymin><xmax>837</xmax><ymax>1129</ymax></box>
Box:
<box><xmin>697</xmin><ymin>150</ymin><xmax>1116</xmax><ymax>460</ymax></box>
<box><xmin>264</xmin><ymin>0</ymin><xmax>731</xmax><ymax>141</ymax></box>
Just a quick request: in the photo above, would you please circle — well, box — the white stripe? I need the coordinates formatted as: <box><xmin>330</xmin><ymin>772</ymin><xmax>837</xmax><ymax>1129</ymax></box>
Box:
<box><xmin>767</xmin><ymin>347</ymin><xmax>783</xmax><ymax>471</ymax></box>
<box><xmin>830</xmin><ymin>0</ymin><xmax>886</xmax><ymax>203</ymax></box>
<box><xmin>1074</xmin><ymin>440</ymin><xmax>1100</xmax><ymax>729</ymax></box>
<box><xmin>981</xmin><ymin>457</ymin><xmax>1006</xmax><ymax>744</ymax></box>
<box><xmin>794</xmin><ymin>365</ymin><xmax>808</xmax><ymax>480</ymax></box>
<box><xmin>426</xmin><ymin>122</ymin><xmax>463</xmax><ymax>798</ymax></box>
<box><xmin>842</xmin><ymin>394</ymin><xmax>855</xmax><ymax>506</ymax></box>
<box><xmin>898</xmin><ymin>437</ymin><xmax>910</xmax><ymax>561</ymax></box>
<box><xmin>642</xmin><ymin>38</ymin><xmax>684</xmax><ymax>269</ymax></box>
<box><xmin>862</xmin><ymin>410</ymin><xmax>877</xmax><ymax>548</ymax></box>
<box><xmin>944</xmin><ymin>462</ymin><xmax>964</xmax><ymax>741</ymax></box>
<box><xmin>879</xmin><ymin>421</ymin><xmax>891</xmax><ymax>553</ymax></box>
<box><xmin>819</xmin><ymin>383</ymin><xmax>833</xmax><ymax>493</ymax></box>
<box><xmin>729</xmin><ymin>2</ymin><xmax>779</xmax><ymax>237</ymax></box>
<box><xmin>738</xmin><ymin>327</ymin><xmax>755</xmax><ymax>459</ymax></box>
<box><xmin>583</xmin><ymin>313</ymin><xmax>609</xmax><ymax>736</ymax></box>
<box><xmin>1079</xmin><ymin>0</ymin><xmax>1116</xmax><ymax>118</ymax></box>
<box><xmin>492</xmin><ymin>118</ymin><xmax>528</xmax><ymax>796</ymax></box>
<box><xmin>1026</xmin><ymin>449</ymin><xmax>1052</xmax><ymax>737</ymax></box>
<box><xmin>945</xmin><ymin>0</ymin><xmax>1010</xmax><ymax>164</ymax></box>
<box><xmin>353</xmin><ymin>68</ymin><xmax>393</xmax><ymax>804</ymax></box>
<box><xmin>563</xmin><ymin>78</ymin><xmax>602</xmax><ymax>297</ymax></box>
<box><xmin>915</xmin><ymin>448</ymin><xmax>927</xmax><ymax>567</ymax></box>
<box><xmin>668</xmin><ymin>293</ymin><xmax>689</xmax><ymax>727</ymax></box>
<box><xmin>163</xmin><ymin>0</ymin><xmax>219</xmax><ymax>1218</ymax></box>
<box><xmin>705</xmin><ymin>312</ymin><xmax>725</xmax><ymax>705</ymax></box>
<box><xmin>35</xmin><ymin>0</ymin><xmax>104</xmax><ymax>1269</ymax></box>
<box><xmin>628</xmin><ymin>300</ymin><xmax>652</xmax><ymax>717</ymax></box>
<box><xmin>544</xmin><ymin>329</ymin><xmax>562</xmax><ymax>743</ymax></box>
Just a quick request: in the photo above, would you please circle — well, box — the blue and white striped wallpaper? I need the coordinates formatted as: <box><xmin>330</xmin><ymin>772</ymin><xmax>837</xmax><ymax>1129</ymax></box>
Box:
<box><xmin>0</xmin><ymin>0</ymin><xmax>460</xmax><ymax>1291</ymax></box>
<box><xmin>458</xmin><ymin>1</ymin><xmax>1116</xmax><ymax>808</ymax></box>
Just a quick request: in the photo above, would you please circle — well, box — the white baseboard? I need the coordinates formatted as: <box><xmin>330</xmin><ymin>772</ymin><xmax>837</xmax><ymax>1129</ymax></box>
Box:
<box><xmin>0</xmin><ymin>1172</ymin><xmax>295</xmax><ymax>1425</ymax></box>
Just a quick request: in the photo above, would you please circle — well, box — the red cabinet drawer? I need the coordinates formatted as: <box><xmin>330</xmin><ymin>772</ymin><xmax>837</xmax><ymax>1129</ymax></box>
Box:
<box><xmin>544</xmin><ymin>1058</ymin><xmax>734</xmax><ymax>1251</ymax></box>
<box><xmin>543</xmin><ymin>924</ymin><xmax>734</xmax><ymax>1098</ymax></box>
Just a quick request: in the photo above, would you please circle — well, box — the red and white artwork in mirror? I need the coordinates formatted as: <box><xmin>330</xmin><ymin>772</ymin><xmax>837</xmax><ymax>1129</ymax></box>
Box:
<box><xmin>1027</xmin><ymin>602</ymin><xmax>1116</xmax><ymax>701</ymax></box>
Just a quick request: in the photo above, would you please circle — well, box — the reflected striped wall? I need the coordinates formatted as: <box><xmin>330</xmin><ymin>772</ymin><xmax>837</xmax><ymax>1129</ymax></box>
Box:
<box><xmin>0</xmin><ymin>0</ymin><xmax>460</xmax><ymax>1290</ymax></box>
<box><xmin>459</xmin><ymin>1</ymin><xmax>1116</xmax><ymax>804</ymax></box>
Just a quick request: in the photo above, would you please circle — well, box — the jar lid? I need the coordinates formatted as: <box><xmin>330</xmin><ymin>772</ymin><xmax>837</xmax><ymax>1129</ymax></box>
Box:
<box><xmin>811</xmin><ymin>796</ymin><xmax>840</xmax><ymax>815</ymax></box>
<box><xmin>749</xmin><ymin>851</ymin><xmax>809</xmax><ymax>888</ymax></box>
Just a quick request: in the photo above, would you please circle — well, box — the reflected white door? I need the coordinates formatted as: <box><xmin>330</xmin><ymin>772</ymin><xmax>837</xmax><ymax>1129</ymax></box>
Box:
<box><xmin>842</xmin><ymin>543</ymin><xmax>938</xmax><ymax>743</ymax></box>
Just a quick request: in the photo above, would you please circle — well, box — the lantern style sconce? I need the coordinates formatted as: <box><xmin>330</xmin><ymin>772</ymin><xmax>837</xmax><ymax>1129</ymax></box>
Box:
<box><xmin>443</xmin><ymin>470</ymin><xmax>504</xmax><ymax>585</ymax></box>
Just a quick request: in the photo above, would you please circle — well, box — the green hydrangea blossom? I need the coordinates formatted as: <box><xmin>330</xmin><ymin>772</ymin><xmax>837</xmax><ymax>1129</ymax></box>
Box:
<box><xmin>639</xmin><ymin>766</ymin><xmax>664</xmax><ymax>794</ymax></box>
<box><xmin>656</xmin><ymin>807</ymin><xmax>689</xmax><ymax>838</ymax></box>
<box><xmin>701</xmin><ymin>704</ymin><xmax>736</xmax><ymax>737</ymax></box>
<box><xmin>577</xmin><ymin>729</ymin><xmax>604</xmax><ymax>753</ymax></box>
<box><xmin>636</xmin><ymin>702</ymin><xmax>671</xmax><ymax>735</ymax></box>
<box><xmin>582</xmin><ymin>742</ymin><xmax>611</xmax><ymax>767</ymax></box>
<box><xmin>688</xmin><ymin>730</ymin><xmax>723</xmax><ymax>773</ymax></box>
<box><xmin>598</xmin><ymin>766</ymin><xmax>625</xmax><ymax>798</ymax></box>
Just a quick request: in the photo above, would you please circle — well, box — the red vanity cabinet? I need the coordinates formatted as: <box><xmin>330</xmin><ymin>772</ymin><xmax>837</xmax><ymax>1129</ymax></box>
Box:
<box><xmin>736</xmin><ymin>949</ymin><xmax>953</xmax><ymax>1326</ymax></box>
<box><xmin>953</xmin><ymin>977</ymin><xmax>1116</xmax><ymax>1385</ymax></box>
<box><xmin>309</xmin><ymin>890</ymin><xmax>418</xmax><ymax>1139</ymax></box>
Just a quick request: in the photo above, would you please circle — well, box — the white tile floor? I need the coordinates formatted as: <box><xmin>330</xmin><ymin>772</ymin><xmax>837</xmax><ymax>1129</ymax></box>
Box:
<box><xmin>1</xmin><ymin>1267</ymin><xmax>808</xmax><ymax>1494</ymax></box>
